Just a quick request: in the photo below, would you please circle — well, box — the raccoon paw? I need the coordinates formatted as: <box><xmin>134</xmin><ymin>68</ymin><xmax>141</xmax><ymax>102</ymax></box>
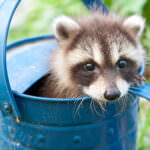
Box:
<box><xmin>134</xmin><ymin>74</ymin><xmax>146</xmax><ymax>86</ymax></box>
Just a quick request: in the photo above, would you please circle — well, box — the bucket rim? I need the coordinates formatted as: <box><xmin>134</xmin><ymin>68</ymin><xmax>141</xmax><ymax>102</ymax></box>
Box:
<box><xmin>13</xmin><ymin>90</ymin><xmax>92</xmax><ymax>102</ymax></box>
<box><xmin>7</xmin><ymin>35</ymin><xmax>55</xmax><ymax>50</ymax></box>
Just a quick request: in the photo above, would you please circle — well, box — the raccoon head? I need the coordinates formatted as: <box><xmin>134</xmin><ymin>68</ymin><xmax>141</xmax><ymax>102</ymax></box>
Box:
<box><xmin>51</xmin><ymin>14</ymin><xmax>146</xmax><ymax>101</ymax></box>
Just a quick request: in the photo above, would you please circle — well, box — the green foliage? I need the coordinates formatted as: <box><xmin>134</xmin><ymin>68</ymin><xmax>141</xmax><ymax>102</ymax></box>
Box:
<box><xmin>108</xmin><ymin>0</ymin><xmax>147</xmax><ymax>15</ymax></box>
<box><xmin>143</xmin><ymin>0</ymin><xmax>150</xmax><ymax>22</ymax></box>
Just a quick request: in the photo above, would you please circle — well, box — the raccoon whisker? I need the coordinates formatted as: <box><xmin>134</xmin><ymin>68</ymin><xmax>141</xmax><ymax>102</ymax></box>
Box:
<box><xmin>123</xmin><ymin>94</ymin><xmax>128</xmax><ymax>111</ymax></box>
<box><xmin>130</xmin><ymin>92</ymin><xmax>138</xmax><ymax>99</ymax></box>
<box><xmin>96</xmin><ymin>99</ymin><xmax>106</xmax><ymax>112</ymax></box>
<box><xmin>120</xmin><ymin>94</ymin><xmax>128</xmax><ymax>113</ymax></box>
<box><xmin>89</xmin><ymin>97</ymin><xmax>106</xmax><ymax>114</ymax></box>
<box><xmin>74</xmin><ymin>98</ymin><xmax>85</xmax><ymax>117</ymax></box>
<box><xmin>119</xmin><ymin>96</ymin><xmax>125</xmax><ymax>113</ymax></box>
<box><xmin>130</xmin><ymin>75</ymin><xmax>146</xmax><ymax>87</ymax></box>
<box><xmin>90</xmin><ymin>100</ymin><xmax>94</xmax><ymax>113</ymax></box>
<box><xmin>91</xmin><ymin>100</ymin><xmax>97</xmax><ymax>114</ymax></box>
<box><xmin>118</xmin><ymin>97</ymin><xmax>123</xmax><ymax>113</ymax></box>
<box><xmin>128</xmin><ymin>93</ymin><xmax>137</xmax><ymax>105</ymax></box>
<box><xmin>91</xmin><ymin>100</ymin><xmax>102</xmax><ymax>116</ymax></box>
<box><xmin>122</xmin><ymin>94</ymin><xmax>130</xmax><ymax>112</ymax></box>
<box><xmin>128</xmin><ymin>93</ymin><xmax>135</xmax><ymax>100</ymax></box>
<box><xmin>100</xmin><ymin>101</ymin><xmax>107</xmax><ymax>111</ymax></box>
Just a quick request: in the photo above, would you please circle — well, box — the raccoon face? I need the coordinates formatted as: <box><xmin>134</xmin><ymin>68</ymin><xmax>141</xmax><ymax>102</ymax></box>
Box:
<box><xmin>52</xmin><ymin>14</ymin><xmax>146</xmax><ymax>101</ymax></box>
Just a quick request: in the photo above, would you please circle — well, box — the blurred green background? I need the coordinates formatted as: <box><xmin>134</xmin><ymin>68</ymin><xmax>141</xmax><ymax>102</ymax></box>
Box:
<box><xmin>8</xmin><ymin>0</ymin><xmax>150</xmax><ymax>149</ymax></box>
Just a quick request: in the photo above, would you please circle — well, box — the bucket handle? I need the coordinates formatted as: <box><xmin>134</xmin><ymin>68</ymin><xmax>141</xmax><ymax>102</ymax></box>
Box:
<box><xmin>0</xmin><ymin>0</ymin><xmax>21</xmax><ymax>119</ymax></box>
<box><xmin>82</xmin><ymin>0</ymin><xmax>109</xmax><ymax>13</ymax></box>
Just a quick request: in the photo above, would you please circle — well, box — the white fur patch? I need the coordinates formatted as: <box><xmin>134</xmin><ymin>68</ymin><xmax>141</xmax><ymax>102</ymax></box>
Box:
<box><xmin>123</xmin><ymin>15</ymin><xmax>145</xmax><ymax>37</ymax></box>
<box><xmin>67</xmin><ymin>49</ymin><xmax>92</xmax><ymax>66</ymax></box>
<box><xmin>83</xmin><ymin>76</ymin><xmax>129</xmax><ymax>101</ymax></box>
<box><xmin>83</xmin><ymin>77</ymin><xmax>107</xmax><ymax>101</ymax></box>
<box><xmin>67</xmin><ymin>43</ymin><xmax>104</xmax><ymax>66</ymax></box>
<box><xmin>116</xmin><ymin>77</ymin><xmax>129</xmax><ymax>97</ymax></box>
<box><xmin>120</xmin><ymin>43</ymin><xmax>145</xmax><ymax>66</ymax></box>
<box><xmin>52</xmin><ymin>15</ymin><xmax>80</xmax><ymax>40</ymax></box>
<box><xmin>110</xmin><ymin>43</ymin><xmax>119</xmax><ymax>64</ymax></box>
<box><xmin>50</xmin><ymin>49</ymin><xmax>73</xmax><ymax>88</ymax></box>
<box><xmin>92</xmin><ymin>43</ymin><xmax>103</xmax><ymax>65</ymax></box>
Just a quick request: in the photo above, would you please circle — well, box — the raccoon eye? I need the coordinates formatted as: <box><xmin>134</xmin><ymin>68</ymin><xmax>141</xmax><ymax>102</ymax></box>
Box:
<box><xmin>117</xmin><ymin>60</ymin><xmax>127</xmax><ymax>69</ymax></box>
<box><xmin>84</xmin><ymin>63</ymin><xmax>95</xmax><ymax>71</ymax></box>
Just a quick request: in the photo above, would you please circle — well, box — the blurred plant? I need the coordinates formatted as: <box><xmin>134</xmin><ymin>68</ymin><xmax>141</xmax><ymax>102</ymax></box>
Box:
<box><xmin>8</xmin><ymin>0</ymin><xmax>88</xmax><ymax>42</ymax></box>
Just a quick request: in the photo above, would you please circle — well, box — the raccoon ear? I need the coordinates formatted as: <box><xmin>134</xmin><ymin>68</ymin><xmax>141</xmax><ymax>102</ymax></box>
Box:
<box><xmin>123</xmin><ymin>15</ymin><xmax>145</xmax><ymax>38</ymax></box>
<box><xmin>52</xmin><ymin>15</ymin><xmax>80</xmax><ymax>41</ymax></box>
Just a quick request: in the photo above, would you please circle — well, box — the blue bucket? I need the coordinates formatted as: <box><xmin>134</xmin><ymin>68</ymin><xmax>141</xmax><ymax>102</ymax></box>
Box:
<box><xmin>0</xmin><ymin>0</ymin><xmax>150</xmax><ymax>150</ymax></box>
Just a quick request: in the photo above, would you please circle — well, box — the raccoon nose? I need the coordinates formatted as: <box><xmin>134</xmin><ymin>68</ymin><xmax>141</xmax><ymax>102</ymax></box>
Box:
<box><xmin>104</xmin><ymin>89</ymin><xmax>121</xmax><ymax>101</ymax></box>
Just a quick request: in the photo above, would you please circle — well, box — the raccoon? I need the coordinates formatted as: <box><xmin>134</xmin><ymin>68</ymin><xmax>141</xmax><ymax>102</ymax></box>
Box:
<box><xmin>36</xmin><ymin>13</ymin><xmax>146</xmax><ymax>102</ymax></box>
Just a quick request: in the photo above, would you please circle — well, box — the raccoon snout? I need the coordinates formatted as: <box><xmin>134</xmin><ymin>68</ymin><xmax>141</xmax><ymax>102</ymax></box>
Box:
<box><xmin>104</xmin><ymin>89</ymin><xmax>121</xmax><ymax>101</ymax></box>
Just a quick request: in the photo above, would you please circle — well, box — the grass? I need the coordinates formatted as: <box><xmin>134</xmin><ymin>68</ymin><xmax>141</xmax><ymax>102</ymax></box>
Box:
<box><xmin>8</xmin><ymin>0</ymin><xmax>150</xmax><ymax>149</ymax></box>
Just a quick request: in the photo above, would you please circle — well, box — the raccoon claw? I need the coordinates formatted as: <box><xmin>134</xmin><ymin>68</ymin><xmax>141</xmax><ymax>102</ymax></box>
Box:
<box><xmin>135</xmin><ymin>75</ymin><xmax>146</xmax><ymax>86</ymax></box>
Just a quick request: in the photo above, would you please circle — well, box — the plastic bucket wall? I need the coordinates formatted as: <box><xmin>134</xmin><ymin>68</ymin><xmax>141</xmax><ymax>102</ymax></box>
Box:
<box><xmin>0</xmin><ymin>0</ymin><xmax>143</xmax><ymax>150</ymax></box>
